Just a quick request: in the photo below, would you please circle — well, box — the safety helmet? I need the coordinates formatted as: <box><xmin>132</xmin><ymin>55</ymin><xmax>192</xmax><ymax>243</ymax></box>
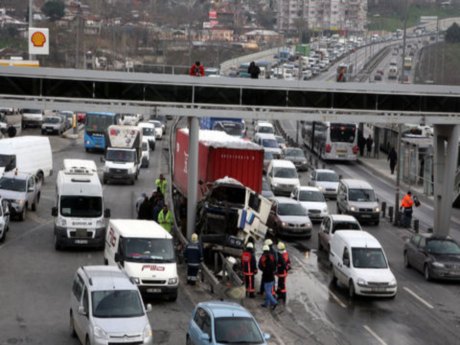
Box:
<box><xmin>246</xmin><ymin>242</ymin><xmax>254</xmax><ymax>249</ymax></box>
<box><xmin>264</xmin><ymin>239</ymin><xmax>273</xmax><ymax>246</ymax></box>
<box><xmin>277</xmin><ymin>242</ymin><xmax>286</xmax><ymax>251</ymax></box>
<box><xmin>191</xmin><ymin>233</ymin><xmax>198</xmax><ymax>242</ymax></box>
<box><xmin>262</xmin><ymin>245</ymin><xmax>270</xmax><ymax>252</ymax></box>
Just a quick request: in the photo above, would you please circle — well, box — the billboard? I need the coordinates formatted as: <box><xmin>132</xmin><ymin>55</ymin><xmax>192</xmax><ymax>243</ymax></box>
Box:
<box><xmin>28</xmin><ymin>28</ymin><xmax>49</xmax><ymax>55</ymax></box>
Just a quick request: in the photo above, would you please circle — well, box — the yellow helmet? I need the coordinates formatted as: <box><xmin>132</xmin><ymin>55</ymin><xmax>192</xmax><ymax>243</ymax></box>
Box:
<box><xmin>191</xmin><ymin>233</ymin><xmax>198</xmax><ymax>242</ymax></box>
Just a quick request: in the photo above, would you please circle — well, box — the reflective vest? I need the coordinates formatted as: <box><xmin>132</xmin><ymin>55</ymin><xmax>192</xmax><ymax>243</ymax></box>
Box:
<box><xmin>158</xmin><ymin>210</ymin><xmax>173</xmax><ymax>233</ymax></box>
<box><xmin>401</xmin><ymin>194</ymin><xmax>414</xmax><ymax>209</ymax></box>
<box><xmin>241</xmin><ymin>250</ymin><xmax>256</xmax><ymax>276</ymax></box>
<box><xmin>155</xmin><ymin>178</ymin><xmax>167</xmax><ymax>196</ymax></box>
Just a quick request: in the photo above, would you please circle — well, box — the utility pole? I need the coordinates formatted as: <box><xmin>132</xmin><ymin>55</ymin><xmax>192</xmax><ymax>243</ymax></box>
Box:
<box><xmin>28</xmin><ymin>0</ymin><xmax>33</xmax><ymax>60</ymax></box>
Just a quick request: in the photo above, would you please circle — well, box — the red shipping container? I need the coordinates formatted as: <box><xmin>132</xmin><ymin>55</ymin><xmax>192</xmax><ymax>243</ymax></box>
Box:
<box><xmin>174</xmin><ymin>129</ymin><xmax>263</xmax><ymax>199</ymax></box>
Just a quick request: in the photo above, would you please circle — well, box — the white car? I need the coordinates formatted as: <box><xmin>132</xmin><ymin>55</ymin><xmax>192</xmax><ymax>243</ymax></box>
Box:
<box><xmin>122</xmin><ymin>114</ymin><xmax>142</xmax><ymax>126</ymax></box>
<box><xmin>141</xmin><ymin>138</ymin><xmax>150</xmax><ymax>168</ymax></box>
<box><xmin>291</xmin><ymin>186</ymin><xmax>329</xmax><ymax>222</ymax></box>
<box><xmin>138</xmin><ymin>122</ymin><xmax>156</xmax><ymax>150</ymax></box>
<box><xmin>148</xmin><ymin>120</ymin><xmax>163</xmax><ymax>139</ymax></box>
<box><xmin>308</xmin><ymin>169</ymin><xmax>340</xmax><ymax>198</ymax></box>
<box><xmin>266</xmin><ymin>159</ymin><xmax>300</xmax><ymax>196</ymax></box>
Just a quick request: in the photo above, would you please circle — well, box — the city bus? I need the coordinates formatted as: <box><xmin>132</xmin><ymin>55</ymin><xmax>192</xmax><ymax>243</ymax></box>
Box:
<box><xmin>302</xmin><ymin>121</ymin><xmax>359</xmax><ymax>161</ymax></box>
<box><xmin>84</xmin><ymin>112</ymin><xmax>122</xmax><ymax>151</ymax></box>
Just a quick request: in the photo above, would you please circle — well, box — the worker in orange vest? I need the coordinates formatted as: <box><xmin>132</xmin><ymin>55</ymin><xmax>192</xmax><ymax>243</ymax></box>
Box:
<box><xmin>241</xmin><ymin>242</ymin><xmax>257</xmax><ymax>298</ymax></box>
<box><xmin>400</xmin><ymin>191</ymin><xmax>414</xmax><ymax>228</ymax></box>
<box><xmin>276</xmin><ymin>242</ymin><xmax>291</xmax><ymax>304</ymax></box>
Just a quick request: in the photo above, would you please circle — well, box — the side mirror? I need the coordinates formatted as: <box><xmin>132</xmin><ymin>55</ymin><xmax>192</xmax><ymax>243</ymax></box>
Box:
<box><xmin>104</xmin><ymin>208</ymin><xmax>111</xmax><ymax>218</ymax></box>
<box><xmin>145</xmin><ymin>303</ymin><xmax>153</xmax><ymax>313</ymax></box>
<box><xmin>201</xmin><ymin>333</ymin><xmax>211</xmax><ymax>342</ymax></box>
<box><xmin>100</xmin><ymin>156</ymin><xmax>105</xmax><ymax>163</ymax></box>
<box><xmin>339</xmin><ymin>174</ymin><xmax>343</xmax><ymax>180</ymax></box>
<box><xmin>78</xmin><ymin>305</ymin><xmax>87</xmax><ymax>316</ymax></box>
<box><xmin>28</xmin><ymin>187</ymin><xmax>34</xmax><ymax>193</ymax></box>
<box><xmin>263</xmin><ymin>333</ymin><xmax>271</xmax><ymax>341</ymax></box>
<box><xmin>51</xmin><ymin>207</ymin><xmax>58</xmax><ymax>217</ymax></box>
<box><xmin>343</xmin><ymin>258</ymin><xmax>350</xmax><ymax>267</ymax></box>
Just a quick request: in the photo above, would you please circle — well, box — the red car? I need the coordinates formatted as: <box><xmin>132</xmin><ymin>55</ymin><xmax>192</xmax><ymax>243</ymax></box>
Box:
<box><xmin>76</xmin><ymin>112</ymin><xmax>86</xmax><ymax>123</ymax></box>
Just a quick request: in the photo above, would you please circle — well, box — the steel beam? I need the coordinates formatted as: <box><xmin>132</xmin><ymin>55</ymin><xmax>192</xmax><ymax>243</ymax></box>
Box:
<box><xmin>186</xmin><ymin>117</ymin><xmax>199</xmax><ymax>240</ymax></box>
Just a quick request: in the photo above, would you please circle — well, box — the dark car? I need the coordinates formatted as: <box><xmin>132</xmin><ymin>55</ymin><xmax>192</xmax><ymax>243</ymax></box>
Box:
<box><xmin>267</xmin><ymin>197</ymin><xmax>312</xmax><ymax>238</ymax></box>
<box><xmin>282</xmin><ymin>147</ymin><xmax>308</xmax><ymax>171</ymax></box>
<box><xmin>404</xmin><ymin>233</ymin><xmax>460</xmax><ymax>281</ymax></box>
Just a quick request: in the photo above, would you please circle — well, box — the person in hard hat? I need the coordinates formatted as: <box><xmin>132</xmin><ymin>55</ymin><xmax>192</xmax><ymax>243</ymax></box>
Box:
<box><xmin>241</xmin><ymin>242</ymin><xmax>258</xmax><ymax>298</ymax></box>
<box><xmin>258</xmin><ymin>245</ymin><xmax>278</xmax><ymax>310</ymax></box>
<box><xmin>155</xmin><ymin>174</ymin><xmax>167</xmax><ymax>197</ymax></box>
<box><xmin>158</xmin><ymin>204</ymin><xmax>173</xmax><ymax>233</ymax></box>
<box><xmin>259</xmin><ymin>238</ymin><xmax>278</xmax><ymax>295</ymax></box>
<box><xmin>184</xmin><ymin>233</ymin><xmax>203</xmax><ymax>285</ymax></box>
<box><xmin>276</xmin><ymin>242</ymin><xmax>291</xmax><ymax>304</ymax></box>
<box><xmin>400</xmin><ymin>191</ymin><xmax>414</xmax><ymax>228</ymax></box>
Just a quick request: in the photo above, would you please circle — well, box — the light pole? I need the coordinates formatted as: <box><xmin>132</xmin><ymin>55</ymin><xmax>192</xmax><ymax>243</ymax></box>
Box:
<box><xmin>28</xmin><ymin>0</ymin><xmax>33</xmax><ymax>60</ymax></box>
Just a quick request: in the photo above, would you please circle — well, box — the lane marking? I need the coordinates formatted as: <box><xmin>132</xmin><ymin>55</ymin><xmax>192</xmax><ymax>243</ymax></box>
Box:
<box><xmin>363</xmin><ymin>325</ymin><xmax>388</xmax><ymax>345</ymax></box>
<box><xmin>291</xmin><ymin>255</ymin><xmax>347</xmax><ymax>309</ymax></box>
<box><xmin>403</xmin><ymin>287</ymin><xmax>434</xmax><ymax>309</ymax></box>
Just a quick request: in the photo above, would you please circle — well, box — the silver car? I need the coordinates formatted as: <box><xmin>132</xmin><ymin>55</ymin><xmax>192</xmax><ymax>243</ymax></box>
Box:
<box><xmin>308</xmin><ymin>169</ymin><xmax>340</xmax><ymax>198</ymax></box>
<box><xmin>41</xmin><ymin>116</ymin><xmax>66</xmax><ymax>135</ymax></box>
<box><xmin>282</xmin><ymin>147</ymin><xmax>308</xmax><ymax>171</ymax></box>
<box><xmin>267</xmin><ymin>197</ymin><xmax>312</xmax><ymax>238</ymax></box>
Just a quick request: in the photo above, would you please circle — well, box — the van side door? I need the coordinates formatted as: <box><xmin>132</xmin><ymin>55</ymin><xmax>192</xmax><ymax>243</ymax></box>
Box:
<box><xmin>71</xmin><ymin>274</ymin><xmax>85</xmax><ymax>342</ymax></box>
<box><xmin>26</xmin><ymin>176</ymin><xmax>36</xmax><ymax>205</ymax></box>
<box><xmin>337</xmin><ymin>246</ymin><xmax>351</xmax><ymax>285</ymax></box>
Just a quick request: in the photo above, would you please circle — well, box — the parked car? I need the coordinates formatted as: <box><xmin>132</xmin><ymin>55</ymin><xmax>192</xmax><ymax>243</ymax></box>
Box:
<box><xmin>318</xmin><ymin>214</ymin><xmax>362</xmax><ymax>252</ymax></box>
<box><xmin>267</xmin><ymin>197</ymin><xmax>312</xmax><ymax>238</ymax></box>
<box><xmin>308</xmin><ymin>169</ymin><xmax>340</xmax><ymax>199</ymax></box>
<box><xmin>187</xmin><ymin>301</ymin><xmax>271</xmax><ymax>345</ymax></box>
<box><xmin>0</xmin><ymin>197</ymin><xmax>10</xmax><ymax>242</ymax></box>
<box><xmin>404</xmin><ymin>233</ymin><xmax>460</xmax><ymax>281</ymax></box>
<box><xmin>282</xmin><ymin>147</ymin><xmax>308</xmax><ymax>171</ymax></box>
<box><xmin>0</xmin><ymin>171</ymin><xmax>41</xmax><ymax>221</ymax></box>
<box><xmin>41</xmin><ymin>116</ymin><xmax>66</xmax><ymax>135</ymax></box>
<box><xmin>290</xmin><ymin>186</ymin><xmax>329</xmax><ymax>222</ymax></box>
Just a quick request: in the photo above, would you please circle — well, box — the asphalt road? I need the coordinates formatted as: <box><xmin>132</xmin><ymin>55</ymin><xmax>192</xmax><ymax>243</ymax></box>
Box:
<box><xmin>1</xmin><ymin>121</ymin><xmax>460</xmax><ymax>345</ymax></box>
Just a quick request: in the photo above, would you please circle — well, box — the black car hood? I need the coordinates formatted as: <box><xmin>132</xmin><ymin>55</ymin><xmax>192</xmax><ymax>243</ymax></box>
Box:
<box><xmin>430</xmin><ymin>253</ymin><xmax>460</xmax><ymax>264</ymax></box>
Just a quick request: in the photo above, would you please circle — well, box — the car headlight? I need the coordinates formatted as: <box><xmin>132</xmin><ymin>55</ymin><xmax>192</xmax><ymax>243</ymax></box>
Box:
<box><xmin>15</xmin><ymin>199</ymin><xmax>25</xmax><ymax>206</ymax></box>
<box><xmin>281</xmin><ymin>221</ymin><xmax>287</xmax><ymax>227</ymax></box>
<box><xmin>58</xmin><ymin>218</ymin><xmax>67</xmax><ymax>227</ymax></box>
<box><xmin>357</xmin><ymin>278</ymin><xmax>367</xmax><ymax>286</ymax></box>
<box><xmin>302</xmin><ymin>160</ymin><xmax>307</xmax><ymax>165</ymax></box>
<box><xmin>103</xmin><ymin>165</ymin><xmax>109</xmax><ymax>172</ymax></box>
<box><xmin>318</xmin><ymin>185</ymin><xmax>325</xmax><ymax>192</ymax></box>
<box><xmin>272</xmin><ymin>182</ymin><xmax>278</xmax><ymax>187</ymax></box>
<box><xmin>374</xmin><ymin>207</ymin><xmax>380</xmax><ymax>212</ymax></box>
<box><xmin>96</xmin><ymin>219</ymin><xmax>105</xmax><ymax>228</ymax></box>
<box><xmin>388</xmin><ymin>278</ymin><xmax>397</xmax><ymax>287</ymax></box>
<box><xmin>143</xmin><ymin>324</ymin><xmax>153</xmax><ymax>339</ymax></box>
<box><xmin>323</xmin><ymin>208</ymin><xmax>328</xmax><ymax>213</ymax></box>
<box><xmin>349</xmin><ymin>206</ymin><xmax>356</xmax><ymax>212</ymax></box>
<box><xmin>432</xmin><ymin>262</ymin><xmax>445</xmax><ymax>268</ymax></box>
<box><xmin>130</xmin><ymin>277</ymin><xmax>140</xmax><ymax>284</ymax></box>
<box><xmin>306</xmin><ymin>222</ymin><xmax>312</xmax><ymax>228</ymax></box>
<box><xmin>168</xmin><ymin>277</ymin><xmax>178</xmax><ymax>285</ymax></box>
<box><xmin>93</xmin><ymin>326</ymin><xmax>108</xmax><ymax>340</ymax></box>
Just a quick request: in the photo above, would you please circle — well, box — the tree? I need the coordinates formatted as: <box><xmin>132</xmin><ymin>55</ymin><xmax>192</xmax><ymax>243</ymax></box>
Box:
<box><xmin>445</xmin><ymin>22</ymin><xmax>460</xmax><ymax>43</ymax></box>
<box><xmin>41</xmin><ymin>0</ymin><xmax>65</xmax><ymax>21</ymax></box>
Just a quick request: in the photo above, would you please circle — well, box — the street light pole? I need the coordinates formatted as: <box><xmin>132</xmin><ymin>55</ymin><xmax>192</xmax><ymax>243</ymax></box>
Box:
<box><xmin>28</xmin><ymin>0</ymin><xmax>33</xmax><ymax>60</ymax></box>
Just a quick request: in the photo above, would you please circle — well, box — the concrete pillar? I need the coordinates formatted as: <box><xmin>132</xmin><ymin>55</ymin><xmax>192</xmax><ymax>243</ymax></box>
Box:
<box><xmin>373</xmin><ymin>126</ymin><xmax>380</xmax><ymax>159</ymax></box>
<box><xmin>433</xmin><ymin>125</ymin><xmax>460</xmax><ymax>236</ymax></box>
<box><xmin>187</xmin><ymin>117</ymin><xmax>199</xmax><ymax>240</ymax></box>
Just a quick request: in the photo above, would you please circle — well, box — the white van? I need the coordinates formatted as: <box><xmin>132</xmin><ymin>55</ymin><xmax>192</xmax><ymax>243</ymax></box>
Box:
<box><xmin>52</xmin><ymin>159</ymin><xmax>110</xmax><ymax>250</ymax></box>
<box><xmin>254</xmin><ymin>133</ymin><xmax>282</xmax><ymax>158</ymax></box>
<box><xmin>330</xmin><ymin>230</ymin><xmax>397</xmax><ymax>298</ymax></box>
<box><xmin>104</xmin><ymin>219</ymin><xmax>179</xmax><ymax>301</ymax></box>
<box><xmin>138</xmin><ymin>122</ymin><xmax>156</xmax><ymax>150</ymax></box>
<box><xmin>266</xmin><ymin>159</ymin><xmax>300</xmax><ymax>196</ymax></box>
<box><xmin>0</xmin><ymin>136</ymin><xmax>53</xmax><ymax>180</ymax></box>
<box><xmin>388</xmin><ymin>66</ymin><xmax>398</xmax><ymax>79</ymax></box>
<box><xmin>141</xmin><ymin>138</ymin><xmax>150</xmax><ymax>168</ymax></box>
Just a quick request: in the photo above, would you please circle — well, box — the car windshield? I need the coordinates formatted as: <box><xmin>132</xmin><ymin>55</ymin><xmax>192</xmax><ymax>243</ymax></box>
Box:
<box><xmin>426</xmin><ymin>239</ymin><xmax>460</xmax><ymax>255</ymax></box>
<box><xmin>92</xmin><ymin>290</ymin><xmax>144</xmax><ymax>318</ymax></box>
<box><xmin>278</xmin><ymin>202</ymin><xmax>307</xmax><ymax>216</ymax></box>
<box><xmin>262</xmin><ymin>139</ymin><xmax>278</xmax><ymax>148</ymax></box>
<box><xmin>214</xmin><ymin>317</ymin><xmax>264</xmax><ymax>344</ymax></box>
<box><xmin>274</xmin><ymin>167</ymin><xmax>297</xmax><ymax>178</ymax></box>
<box><xmin>285</xmin><ymin>149</ymin><xmax>304</xmax><ymax>157</ymax></box>
<box><xmin>258</xmin><ymin>126</ymin><xmax>274</xmax><ymax>134</ymax></box>
<box><xmin>332</xmin><ymin>222</ymin><xmax>361</xmax><ymax>231</ymax></box>
<box><xmin>60</xmin><ymin>196</ymin><xmax>102</xmax><ymax>217</ymax></box>
<box><xmin>348</xmin><ymin>188</ymin><xmax>375</xmax><ymax>202</ymax></box>
<box><xmin>352</xmin><ymin>248</ymin><xmax>388</xmax><ymax>269</ymax></box>
<box><xmin>121</xmin><ymin>238</ymin><xmax>175</xmax><ymax>263</ymax></box>
<box><xmin>152</xmin><ymin>122</ymin><xmax>161</xmax><ymax>128</ymax></box>
<box><xmin>106</xmin><ymin>149</ymin><xmax>136</xmax><ymax>162</ymax></box>
<box><xmin>44</xmin><ymin>117</ymin><xmax>61</xmax><ymax>124</ymax></box>
<box><xmin>299</xmin><ymin>190</ymin><xmax>325</xmax><ymax>202</ymax></box>
<box><xmin>0</xmin><ymin>177</ymin><xmax>26</xmax><ymax>192</ymax></box>
<box><xmin>142</xmin><ymin>127</ymin><xmax>154</xmax><ymax>136</ymax></box>
<box><xmin>316</xmin><ymin>172</ymin><xmax>339</xmax><ymax>182</ymax></box>
<box><xmin>330</xmin><ymin>124</ymin><xmax>356</xmax><ymax>143</ymax></box>
<box><xmin>22</xmin><ymin>109</ymin><xmax>42</xmax><ymax>114</ymax></box>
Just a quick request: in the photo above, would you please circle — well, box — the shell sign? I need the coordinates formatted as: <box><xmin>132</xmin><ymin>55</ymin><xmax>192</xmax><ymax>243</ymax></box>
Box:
<box><xmin>28</xmin><ymin>28</ymin><xmax>49</xmax><ymax>55</ymax></box>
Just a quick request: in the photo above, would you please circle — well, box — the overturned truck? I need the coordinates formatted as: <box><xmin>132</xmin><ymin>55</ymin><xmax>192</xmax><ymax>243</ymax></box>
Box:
<box><xmin>173</xmin><ymin>129</ymin><xmax>272</xmax><ymax>255</ymax></box>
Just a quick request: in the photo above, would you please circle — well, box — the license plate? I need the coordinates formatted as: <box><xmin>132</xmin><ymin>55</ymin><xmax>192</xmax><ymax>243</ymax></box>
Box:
<box><xmin>146</xmin><ymin>288</ymin><xmax>161</xmax><ymax>293</ymax></box>
<box><xmin>371</xmin><ymin>287</ymin><xmax>387</xmax><ymax>292</ymax></box>
<box><xmin>76</xmin><ymin>229</ymin><xmax>86</xmax><ymax>237</ymax></box>
<box><xmin>75</xmin><ymin>239</ymin><xmax>88</xmax><ymax>244</ymax></box>
<box><xmin>46</xmin><ymin>128</ymin><xmax>53</xmax><ymax>132</ymax></box>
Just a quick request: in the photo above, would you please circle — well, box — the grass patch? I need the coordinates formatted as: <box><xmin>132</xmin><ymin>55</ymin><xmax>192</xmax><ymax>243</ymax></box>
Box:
<box><xmin>415</xmin><ymin>42</ymin><xmax>460</xmax><ymax>85</ymax></box>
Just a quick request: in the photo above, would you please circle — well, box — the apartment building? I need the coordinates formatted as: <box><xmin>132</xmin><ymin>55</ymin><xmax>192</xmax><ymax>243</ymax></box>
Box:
<box><xmin>276</xmin><ymin>0</ymin><xmax>367</xmax><ymax>33</ymax></box>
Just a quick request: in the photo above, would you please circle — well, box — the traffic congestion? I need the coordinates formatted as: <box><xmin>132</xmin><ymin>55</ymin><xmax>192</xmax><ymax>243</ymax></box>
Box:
<box><xmin>0</xmin><ymin>101</ymin><xmax>460</xmax><ymax>345</ymax></box>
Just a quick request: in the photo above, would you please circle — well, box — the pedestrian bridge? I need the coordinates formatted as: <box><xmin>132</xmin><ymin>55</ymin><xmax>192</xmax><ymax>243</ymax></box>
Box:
<box><xmin>0</xmin><ymin>66</ymin><xmax>458</xmax><ymax>237</ymax></box>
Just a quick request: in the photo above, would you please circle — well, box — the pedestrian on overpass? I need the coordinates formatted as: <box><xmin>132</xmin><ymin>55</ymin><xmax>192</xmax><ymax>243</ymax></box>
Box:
<box><xmin>400</xmin><ymin>191</ymin><xmax>414</xmax><ymax>228</ymax></box>
<box><xmin>155</xmin><ymin>174</ymin><xmax>168</xmax><ymax>197</ymax></box>
<box><xmin>158</xmin><ymin>204</ymin><xmax>174</xmax><ymax>233</ymax></box>
<box><xmin>248</xmin><ymin>61</ymin><xmax>260</xmax><ymax>79</ymax></box>
<box><xmin>189</xmin><ymin>61</ymin><xmax>205</xmax><ymax>77</ymax></box>
<box><xmin>387</xmin><ymin>147</ymin><xmax>398</xmax><ymax>175</ymax></box>
<box><xmin>184</xmin><ymin>233</ymin><xmax>203</xmax><ymax>285</ymax></box>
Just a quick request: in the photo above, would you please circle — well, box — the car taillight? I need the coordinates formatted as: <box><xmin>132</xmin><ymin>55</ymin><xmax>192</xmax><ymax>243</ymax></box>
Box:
<box><xmin>325</xmin><ymin>144</ymin><xmax>331</xmax><ymax>153</ymax></box>
<box><xmin>352</xmin><ymin>145</ymin><xmax>359</xmax><ymax>154</ymax></box>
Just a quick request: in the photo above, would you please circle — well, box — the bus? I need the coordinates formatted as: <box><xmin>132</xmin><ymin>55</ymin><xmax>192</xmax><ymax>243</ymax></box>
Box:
<box><xmin>302</xmin><ymin>122</ymin><xmax>359</xmax><ymax>161</ymax></box>
<box><xmin>403</xmin><ymin>57</ymin><xmax>412</xmax><ymax>70</ymax></box>
<box><xmin>84</xmin><ymin>112</ymin><xmax>122</xmax><ymax>151</ymax></box>
<box><xmin>336</xmin><ymin>63</ymin><xmax>353</xmax><ymax>82</ymax></box>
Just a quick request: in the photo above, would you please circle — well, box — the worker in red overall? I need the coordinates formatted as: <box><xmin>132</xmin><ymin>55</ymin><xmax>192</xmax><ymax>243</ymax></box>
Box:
<box><xmin>276</xmin><ymin>242</ymin><xmax>291</xmax><ymax>304</ymax></box>
<box><xmin>241</xmin><ymin>242</ymin><xmax>257</xmax><ymax>298</ymax></box>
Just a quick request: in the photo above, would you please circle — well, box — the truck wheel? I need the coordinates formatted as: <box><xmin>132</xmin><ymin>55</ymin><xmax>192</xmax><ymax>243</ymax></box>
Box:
<box><xmin>69</xmin><ymin>312</ymin><xmax>77</xmax><ymax>338</ymax></box>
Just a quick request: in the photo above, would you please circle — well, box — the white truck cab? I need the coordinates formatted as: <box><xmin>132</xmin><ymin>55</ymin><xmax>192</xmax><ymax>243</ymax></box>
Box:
<box><xmin>102</xmin><ymin>125</ymin><xmax>142</xmax><ymax>185</ymax></box>
<box><xmin>104</xmin><ymin>219</ymin><xmax>179</xmax><ymax>301</ymax></box>
<box><xmin>52</xmin><ymin>159</ymin><xmax>110</xmax><ymax>250</ymax></box>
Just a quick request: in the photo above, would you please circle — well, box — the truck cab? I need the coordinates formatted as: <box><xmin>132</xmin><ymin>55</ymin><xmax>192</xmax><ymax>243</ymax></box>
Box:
<box><xmin>102</xmin><ymin>125</ymin><xmax>142</xmax><ymax>185</ymax></box>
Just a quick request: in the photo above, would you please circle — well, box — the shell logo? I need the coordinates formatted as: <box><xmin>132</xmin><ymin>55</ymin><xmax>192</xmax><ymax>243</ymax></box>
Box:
<box><xmin>31</xmin><ymin>31</ymin><xmax>46</xmax><ymax>47</ymax></box>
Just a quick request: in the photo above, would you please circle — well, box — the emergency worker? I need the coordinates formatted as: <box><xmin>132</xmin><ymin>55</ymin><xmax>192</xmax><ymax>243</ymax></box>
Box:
<box><xmin>184</xmin><ymin>233</ymin><xmax>203</xmax><ymax>285</ymax></box>
<box><xmin>400</xmin><ymin>191</ymin><xmax>414</xmax><ymax>228</ymax></box>
<box><xmin>158</xmin><ymin>204</ymin><xmax>173</xmax><ymax>233</ymax></box>
<box><xmin>241</xmin><ymin>242</ymin><xmax>257</xmax><ymax>298</ymax></box>
<box><xmin>258</xmin><ymin>245</ymin><xmax>278</xmax><ymax>310</ymax></box>
<box><xmin>259</xmin><ymin>238</ymin><xmax>277</xmax><ymax>295</ymax></box>
<box><xmin>276</xmin><ymin>242</ymin><xmax>291</xmax><ymax>304</ymax></box>
<box><xmin>155</xmin><ymin>174</ymin><xmax>168</xmax><ymax>197</ymax></box>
